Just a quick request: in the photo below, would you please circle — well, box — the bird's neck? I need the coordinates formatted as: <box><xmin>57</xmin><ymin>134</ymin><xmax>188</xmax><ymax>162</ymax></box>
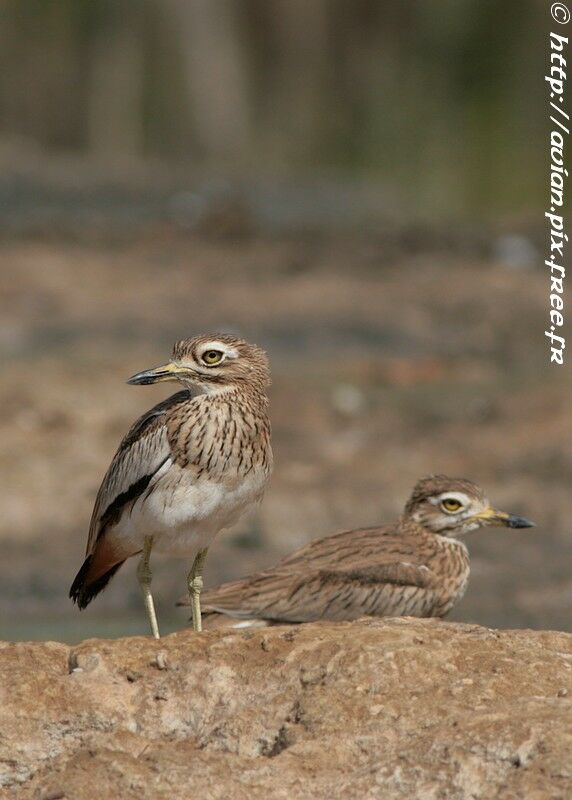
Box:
<box><xmin>191</xmin><ymin>382</ymin><xmax>268</xmax><ymax>404</ymax></box>
<box><xmin>401</xmin><ymin>516</ymin><xmax>469</xmax><ymax>548</ymax></box>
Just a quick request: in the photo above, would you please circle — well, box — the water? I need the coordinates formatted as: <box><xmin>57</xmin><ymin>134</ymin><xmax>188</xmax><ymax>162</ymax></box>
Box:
<box><xmin>1</xmin><ymin>613</ymin><xmax>187</xmax><ymax>644</ymax></box>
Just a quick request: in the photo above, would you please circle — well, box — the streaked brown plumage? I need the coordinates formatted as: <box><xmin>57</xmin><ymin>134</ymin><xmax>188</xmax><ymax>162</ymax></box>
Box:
<box><xmin>186</xmin><ymin>476</ymin><xmax>534</xmax><ymax>627</ymax></box>
<box><xmin>70</xmin><ymin>334</ymin><xmax>272</xmax><ymax>636</ymax></box>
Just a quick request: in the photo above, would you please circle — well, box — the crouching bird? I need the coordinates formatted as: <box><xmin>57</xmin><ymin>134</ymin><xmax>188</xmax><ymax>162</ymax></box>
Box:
<box><xmin>70</xmin><ymin>334</ymin><xmax>273</xmax><ymax>637</ymax></box>
<box><xmin>182</xmin><ymin>476</ymin><xmax>534</xmax><ymax>628</ymax></box>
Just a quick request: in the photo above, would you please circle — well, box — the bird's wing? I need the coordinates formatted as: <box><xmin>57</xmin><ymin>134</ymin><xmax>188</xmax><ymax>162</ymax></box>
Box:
<box><xmin>318</xmin><ymin>560</ymin><xmax>434</xmax><ymax>588</ymax></box>
<box><xmin>276</xmin><ymin>525</ymin><xmax>410</xmax><ymax>569</ymax></box>
<box><xmin>199</xmin><ymin>528</ymin><xmax>440</xmax><ymax>623</ymax></box>
<box><xmin>85</xmin><ymin>390</ymin><xmax>189</xmax><ymax>554</ymax></box>
<box><xmin>192</xmin><ymin>527</ymin><xmax>388</xmax><ymax>611</ymax></box>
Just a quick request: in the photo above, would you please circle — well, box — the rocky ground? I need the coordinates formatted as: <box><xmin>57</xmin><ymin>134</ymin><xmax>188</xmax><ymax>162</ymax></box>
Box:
<box><xmin>1</xmin><ymin>618</ymin><xmax>571</xmax><ymax>799</ymax></box>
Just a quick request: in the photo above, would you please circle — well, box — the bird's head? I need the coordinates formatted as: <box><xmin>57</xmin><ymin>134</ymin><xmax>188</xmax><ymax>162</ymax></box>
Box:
<box><xmin>404</xmin><ymin>475</ymin><xmax>535</xmax><ymax>537</ymax></box>
<box><xmin>127</xmin><ymin>334</ymin><xmax>271</xmax><ymax>395</ymax></box>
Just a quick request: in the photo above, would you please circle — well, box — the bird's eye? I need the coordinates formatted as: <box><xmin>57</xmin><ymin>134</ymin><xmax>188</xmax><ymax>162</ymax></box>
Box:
<box><xmin>201</xmin><ymin>349</ymin><xmax>224</xmax><ymax>365</ymax></box>
<box><xmin>441</xmin><ymin>498</ymin><xmax>462</xmax><ymax>513</ymax></box>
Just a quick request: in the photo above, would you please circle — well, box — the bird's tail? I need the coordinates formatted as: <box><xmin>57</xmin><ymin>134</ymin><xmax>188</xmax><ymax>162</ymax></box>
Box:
<box><xmin>69</xmin><ymin>540</ymin><xmax>126</xmax><ymax>609</ymax></box>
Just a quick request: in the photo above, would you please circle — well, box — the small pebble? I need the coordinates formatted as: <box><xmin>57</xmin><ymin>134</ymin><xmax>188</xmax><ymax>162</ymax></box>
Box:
<box><xmin>155</xmin><ymin>651</ymin><xmax>168</xmax><ymax>670</ymax></box>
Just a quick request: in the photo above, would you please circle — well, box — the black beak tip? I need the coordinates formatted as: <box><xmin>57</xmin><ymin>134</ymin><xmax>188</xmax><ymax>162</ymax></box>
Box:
<box><xmin>507</xmin><ymin>515</ymin><xmax>535</xmax><ymax>529</ymax></box>
<box><xmin>127</xmin><ymin>373</ymin><xmax>154</xmax><ymax>386</ymax></box>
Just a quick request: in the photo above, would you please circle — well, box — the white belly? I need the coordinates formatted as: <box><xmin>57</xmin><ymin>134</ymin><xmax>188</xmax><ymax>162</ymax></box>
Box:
<box><xmin>112</xmin><ymin>461</ymin><xmax>268</xmax><ymax>557</ymax></box>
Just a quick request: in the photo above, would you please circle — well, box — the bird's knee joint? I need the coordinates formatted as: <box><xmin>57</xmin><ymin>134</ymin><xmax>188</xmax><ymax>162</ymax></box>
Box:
<box><xmin>137</xmin><ymin>562</ymin><xmax>151</xmax><ymax>585</ymax></box>
<box><xmin>190</xmin><ymin>575</ymin><xmax>203</xmax><ymax>595</ymax></box>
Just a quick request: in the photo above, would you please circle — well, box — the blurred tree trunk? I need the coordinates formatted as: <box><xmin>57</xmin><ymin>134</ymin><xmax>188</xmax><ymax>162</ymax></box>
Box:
<box><xmin>86</xmin><ymin>4</ymin><xmax>145</xmax><ymax>158</ymax></box>
<box><xmin>0</xmin><ymin>2</ymin><xmax>84</xmax><ymax>150</ymax></box>
<box><xmin>266</xmin><ymin>0</ymin><xmax>330</xmax><ymax>160</ymax></box>
<box><xmin>165</xmin><ymin>0</ymin><xmax>251</xmax><ymax>159</ymax></box>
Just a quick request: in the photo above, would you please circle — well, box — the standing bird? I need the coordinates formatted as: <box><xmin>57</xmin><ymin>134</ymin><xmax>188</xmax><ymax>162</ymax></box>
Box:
<box><xmin>70</xmin><ymin>334</ymin><xmax>272</xmax><ymax>637</ymax></box>
<box><xmin>185</xmin><ymin>476</ymin><xmax>534</xmax><ymax>627</ymax></box>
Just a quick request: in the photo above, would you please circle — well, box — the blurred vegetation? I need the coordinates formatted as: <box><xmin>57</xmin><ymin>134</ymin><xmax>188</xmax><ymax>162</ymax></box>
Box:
<box><xmin>0</xmin><ymin>0</ymin><xmax>546</xmax><ymax>219</ymax></box>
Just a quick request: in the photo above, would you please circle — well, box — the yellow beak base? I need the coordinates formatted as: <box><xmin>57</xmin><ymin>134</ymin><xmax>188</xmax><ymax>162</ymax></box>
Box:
<box><xmin>127</xmin><ymin>362</ymin><xmax>187</xmax><ymax>385</ymax></box>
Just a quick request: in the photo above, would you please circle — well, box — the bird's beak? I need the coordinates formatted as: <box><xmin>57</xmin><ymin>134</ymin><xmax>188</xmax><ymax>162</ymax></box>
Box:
<box><xmin>127</xmin><ymin>361</ymin><xmax>188</xmax><ymax>385</ymax></box>
<box><xmin>472</xmin><ymin>506</ymin><xmax>535</xmax><ymax>529</ymax></box>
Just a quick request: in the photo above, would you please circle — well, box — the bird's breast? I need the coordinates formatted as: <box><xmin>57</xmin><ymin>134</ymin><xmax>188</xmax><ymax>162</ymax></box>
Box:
<box><xmin>429</xmin><ymin>536</ymin><xmax>471</xmax><ymax>615</ymax></box>
<box><xmin>170</xmin><ymin>398</ymin><xmax>273</xmax><ymax>481</ymax></box>
<box><xmin>152</xmin><ymin>460</ymin><xmax>267</xmax><ymax>523</ymax></box>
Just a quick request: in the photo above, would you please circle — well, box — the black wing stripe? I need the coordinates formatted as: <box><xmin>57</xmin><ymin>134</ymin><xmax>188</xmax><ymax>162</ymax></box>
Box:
<box><xmin>97</xmin><ymin>455</ymin><xmax>169</xmax><ymax>538</ymax></box>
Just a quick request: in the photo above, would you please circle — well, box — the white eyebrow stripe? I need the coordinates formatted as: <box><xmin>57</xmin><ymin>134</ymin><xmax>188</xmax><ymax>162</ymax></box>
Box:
<box><xmin>430</xmin><ymin>491</ymin><xmax>470</xmax><ymax>506</ymax></box>
<box><xmin>198</xmin><ymin>342</ymin><xmax>239</xmax><ymax>359</ymax></box>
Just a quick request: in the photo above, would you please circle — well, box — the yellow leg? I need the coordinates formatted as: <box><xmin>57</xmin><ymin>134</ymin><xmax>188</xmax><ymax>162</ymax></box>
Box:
<box><xmin>137</xmin><ymin>536</ymin><xmax>160</xmax><ymax>639</ymax></box>
<box><xmin>187</xmin><ymin>547</ymin><xmax>209</xmax><ymax>633</ymax></box>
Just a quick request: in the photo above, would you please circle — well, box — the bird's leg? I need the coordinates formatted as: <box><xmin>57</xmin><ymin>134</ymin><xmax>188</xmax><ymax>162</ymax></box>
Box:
<box><xmin>187</xmin><ymin>547</ymin><xmax>209</xmax><ymax>633</ymax></box>
<box><xmin>137</xmin><ymin>535</ymin><xmax>160</xmax><ymax>639</ymax></box>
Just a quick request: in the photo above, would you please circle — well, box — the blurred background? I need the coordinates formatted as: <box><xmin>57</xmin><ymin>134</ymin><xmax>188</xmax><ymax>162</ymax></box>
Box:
<box><xmin>1</xmin><ymin>1</ymin><xmax>570</xmax><ymax>641</ymax></box>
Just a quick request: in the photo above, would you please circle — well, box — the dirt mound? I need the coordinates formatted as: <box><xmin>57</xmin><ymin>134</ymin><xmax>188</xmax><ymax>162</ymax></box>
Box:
<box><xmin>1</xmin><ymin>618</ymin><xmax>571</xmax><ymax>798</ymax></box>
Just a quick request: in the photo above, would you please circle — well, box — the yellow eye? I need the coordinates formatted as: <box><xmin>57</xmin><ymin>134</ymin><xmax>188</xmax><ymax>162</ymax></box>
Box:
<box><xmin>202</xmin><ymin>349</ymin><xmax>223</xmax><ymax>365</ymax></box>
<box><xmin>441</xmin><ymin>498</ymin><xmax>462</xmax><ymax>513</ymax></box>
